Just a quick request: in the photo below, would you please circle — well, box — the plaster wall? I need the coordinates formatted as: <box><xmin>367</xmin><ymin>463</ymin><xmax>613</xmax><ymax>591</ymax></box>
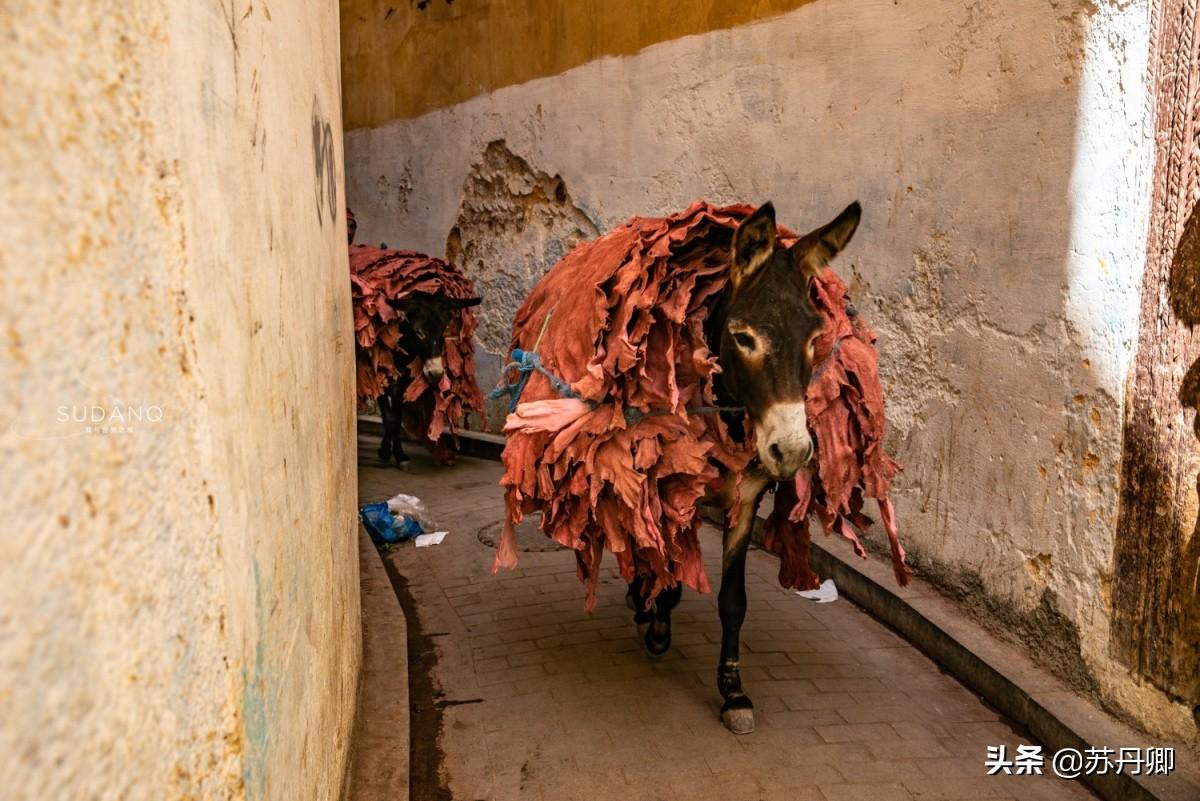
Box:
<box><xmin>0</xmin><ymin>2</ymin><xmax>360</xmax><ymax>799</ymax></box>
<box><xmin>343</xmin><ymin>0</ymin><xmax>1194</xmax><ymax>741</ymax></box>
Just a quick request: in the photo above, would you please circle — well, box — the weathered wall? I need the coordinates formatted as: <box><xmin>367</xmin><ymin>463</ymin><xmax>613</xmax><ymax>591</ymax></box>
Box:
<box><xmin>1111</xmin><ymin>0</ymin><xmax>1200</xmax><ymax>720</ymax></box>
<box><xmin>342</xmin><ymin>0</ymin><xmax>1197</xmax><ymax>742</ymax></box>
<box><xmin>0</xmin><ymin>2</ymin><xmax>360</xmax><ymax>800</ymax></box>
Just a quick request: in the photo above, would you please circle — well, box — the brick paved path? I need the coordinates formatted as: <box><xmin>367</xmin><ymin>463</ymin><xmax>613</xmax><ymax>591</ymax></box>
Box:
<box><xmin>359</xmin><ymin>443</ymin><xmax>1095</xmax><ymax>801</ymax></box>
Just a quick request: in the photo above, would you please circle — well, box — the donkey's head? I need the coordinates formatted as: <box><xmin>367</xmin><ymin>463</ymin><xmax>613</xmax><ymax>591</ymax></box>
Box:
<box><xmin>388</xmin><ymin>292</ymin><xmax>482</xmax><ymax>382</ymax></box>
<box><xmin>719</xmin><ymin>201</ymin><xmax>861</xmax><ymax>479</ymax></box>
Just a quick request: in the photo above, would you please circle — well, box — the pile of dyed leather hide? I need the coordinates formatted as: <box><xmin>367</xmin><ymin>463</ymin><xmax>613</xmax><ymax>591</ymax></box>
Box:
<box><xmin>350</xmin><ymin>237</ymin><xmax>484</xmax><ymax>459</ymax></box>
<box><xmin>496</xmin><ymin>201</ymin><xmax>910</xmax><ymax>609</ymax></box>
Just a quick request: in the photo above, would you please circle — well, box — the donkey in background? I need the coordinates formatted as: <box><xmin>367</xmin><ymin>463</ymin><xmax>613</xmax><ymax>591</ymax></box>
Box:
<box><xmin>375</xmin><ymin>292</ymin><xmax>482</xmax><ymax>466</ymax></box>
<box><xmin>349</xmin><ymin>233</ymin><xmax>485</xmax><ymax>467</ymax></box>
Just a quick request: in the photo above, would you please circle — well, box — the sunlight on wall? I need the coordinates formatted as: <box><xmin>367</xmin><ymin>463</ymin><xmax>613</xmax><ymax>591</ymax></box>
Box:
<box><xmin>1064</xmin><ymin>3</ymin><xmax>1153</xmax><ymax>395</ymax></box>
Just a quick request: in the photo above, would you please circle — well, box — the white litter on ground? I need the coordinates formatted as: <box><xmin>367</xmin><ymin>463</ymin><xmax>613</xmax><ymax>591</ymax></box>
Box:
<box><xmin>796</xmin><ymin>578</ymin><xmax>838</xmax><ymax>603</ymax></box>
<box><xmin>415</xmin><ymin>531</ymin><xmax>449</xmax><ymax>548</ymax></box>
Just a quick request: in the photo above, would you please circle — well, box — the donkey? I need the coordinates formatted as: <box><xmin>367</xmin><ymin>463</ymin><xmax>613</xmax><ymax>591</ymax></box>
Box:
<box><xmin>376</xmin><ymin>292</ymin><xmax>482</xmax><ymax>465</ymax></box>
<box><xmin>625</xmin><ymin>200</ymin><xmax>862</xmax><ymax>734</ymax></box>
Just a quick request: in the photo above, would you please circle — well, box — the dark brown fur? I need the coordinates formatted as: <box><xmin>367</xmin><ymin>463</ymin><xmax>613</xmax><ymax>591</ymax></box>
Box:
<box><xmin>376</xmin><ymin>293</ymin><xmax>481</xmax><ymax>465</ymax></box>
<box><xmin>630</xmin><ymin>201</ymin><xmax>863</xmax><ymax>734</ymax></box>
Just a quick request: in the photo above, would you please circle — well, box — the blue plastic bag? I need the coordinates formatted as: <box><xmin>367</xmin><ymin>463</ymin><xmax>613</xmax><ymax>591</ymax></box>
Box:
<box><xmin>396</xmin><ymin>515</ymin><xmax>423</xmax><ymax>539</ymax></box>
<box><xmin>360</xmin><ymin>501</ymin><xmax>424</xmax><ymax>545</ymax></box>
<box><xmin>360</xmin><ymin>502</ymin><xmax>398</xmax><ymax>544</ymax></box>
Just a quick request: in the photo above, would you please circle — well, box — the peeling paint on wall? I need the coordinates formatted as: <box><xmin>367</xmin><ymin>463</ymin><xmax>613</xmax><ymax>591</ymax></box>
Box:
<box><xmin>441</xmin><ymin>140</ymin><xmax>599</xmax><ymax>427</ymax></box>
<box><xmin>446</xmin><ymin>140</ymin><xmax>599</xmax><ymax>357</ymax></box>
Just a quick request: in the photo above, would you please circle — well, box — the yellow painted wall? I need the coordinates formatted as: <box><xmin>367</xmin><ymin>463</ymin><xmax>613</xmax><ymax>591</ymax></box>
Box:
<box><xmin>340</xmin><ymin>0</ymin><xmax>817</xmax><ymax>129</ymax></box>
<box><xmin>0</xmin><ymin>2</ymin><xmax>359</xmax><ymax>799</ymax></box>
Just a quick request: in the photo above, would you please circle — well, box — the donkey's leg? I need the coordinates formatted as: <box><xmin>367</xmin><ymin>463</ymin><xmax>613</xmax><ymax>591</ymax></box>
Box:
<box><xmin>624</xmin><ymin>558</ymin><xmax>682</xmax><ymax>657</ymax></box>
<box><xmin>376</xmin><ymin>391</ymin><xmax>394</xmax><ymax>464</ymax></box>
<box><xmin>717</xmin><ymin>540</ymin><xmax>754</xmax><ymax>733</ymax></box>
<box><xmin>644</xmin><ymin>582</ymin><xmax>682</xmax><ymax>656</ymax></box>
<box><xmin>625</xmin><ymin>575</ymin><xmax>642</xmax><ymax>610</ymax></box>
<box><xmin>387</xmin><ymin>380</ymin><xmax>410</xmax><ymax>465</ymax></box>
<box><xmin>627</xmin><ymin>572</ymin><xmax>654</xmax><ymax>632</ymax></box>
<box><xmin>628</xmin><ymin>576</ymin><xmax>681</xmax><ymax>657</ymax></box>
<box><xmin>717</xmin><ymin>479</ymin><xmax>767</xmax><ymax>734</ymax></box>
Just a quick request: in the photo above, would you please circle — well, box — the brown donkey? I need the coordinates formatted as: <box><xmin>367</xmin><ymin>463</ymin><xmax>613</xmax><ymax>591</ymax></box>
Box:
<box><xmin>497</xmin><ymin>200</ymin><xmax>867</xmax><ymax>735</ymax></box>
<box><xmin>627</xmin><ymin>201</ymin><xmax>862</xmax><ymax>733</ymax></box>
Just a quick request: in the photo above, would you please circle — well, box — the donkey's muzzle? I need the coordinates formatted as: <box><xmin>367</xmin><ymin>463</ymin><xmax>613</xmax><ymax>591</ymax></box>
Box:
<box><xmin>422</xmin><ymin>356</ymin><xmax>444</xmax><ymax>383</ymax></box>
<box><xmin>756</xmin><ymin>401</ymin><xmax>814</xmax><ymax>479</ymax></box>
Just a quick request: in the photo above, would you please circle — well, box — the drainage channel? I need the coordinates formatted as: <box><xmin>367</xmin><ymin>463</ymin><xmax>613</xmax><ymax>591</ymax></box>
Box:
<box><xmin>377</xmin><ymin>550</ymin><xmax>454</xmax><ymax>801</ymax></box>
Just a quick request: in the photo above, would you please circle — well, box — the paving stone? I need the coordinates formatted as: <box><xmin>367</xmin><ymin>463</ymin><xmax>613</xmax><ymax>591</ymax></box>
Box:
<box><xmin>357</xmin><ymin>449</ymin><xmax>1094</xmax><ymax>801</ymax></box>
<box><xmin>901</xmin><ymin>773</ymin><xmax>1012</xmax><ymax>799</ymax></box>
<box><xmin>759</xmin><ymin>708</ymin><xmax>846</xmax><ymax>729</ymax></box>
<box><xmin>816</xmin><ymin>721</ymin><xmax>900</xmax><ymax>743</ymax></box>
<box><xmin>818</xmin><ymin>781</ymin><xmax>914</xmax><ymax>801</ymax></box>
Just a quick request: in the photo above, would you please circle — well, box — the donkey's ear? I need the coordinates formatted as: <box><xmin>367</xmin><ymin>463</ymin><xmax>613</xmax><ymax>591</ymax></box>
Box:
<box><xmin>730</xmin><ymin>202</ymin><xmax>777</xmax><ymax>289</ymax></box>
<box><xmin>796</xmin><ymin>201</ymin><xmax>861</xmax><ymax>279</ymax></box>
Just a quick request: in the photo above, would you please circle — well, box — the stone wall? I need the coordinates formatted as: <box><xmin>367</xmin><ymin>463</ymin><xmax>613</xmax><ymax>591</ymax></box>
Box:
<box><xmin>341</xmin><ymin>0</ymin><xmax>1197</xmax><ymax>743</ymax></box>
<box><xmin>0</xmin><ymin>2</ymin><xmax>360</xmax><ymax>799</ymax></box>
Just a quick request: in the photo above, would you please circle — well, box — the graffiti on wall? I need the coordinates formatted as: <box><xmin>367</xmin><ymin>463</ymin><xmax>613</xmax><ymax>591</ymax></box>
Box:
<box><xmin>312</xmin><ymin>97</ymin><xmax>337</xmax><ymax>226</ymax></box>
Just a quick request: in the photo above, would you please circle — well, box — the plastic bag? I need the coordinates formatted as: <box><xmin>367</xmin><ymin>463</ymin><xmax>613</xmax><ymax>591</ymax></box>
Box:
<box><xmin>360</xmin><ymin>494</ymin><xmax>437</xmax><ymax>547</ymax></box>
<box><xmin>386</xmin><ymin>494</ymin><xmax>436</xmax><ymax>532</ymax></box>
<box><xmin>360</xmin><ymin>502</ymin><xmax>404</xmax><ymax>545</ymax></box>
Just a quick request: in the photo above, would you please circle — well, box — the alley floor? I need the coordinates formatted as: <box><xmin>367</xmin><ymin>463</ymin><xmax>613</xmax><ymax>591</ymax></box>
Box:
<box><xmin>358</xmin><ymin>440</ymin><xmax>1097</xmax><ymax>801</ymax></box>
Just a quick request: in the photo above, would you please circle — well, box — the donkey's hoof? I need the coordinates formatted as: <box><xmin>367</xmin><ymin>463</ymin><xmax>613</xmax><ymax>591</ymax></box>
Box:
<box><xmin>643</xmin><ymin>620</ymin><xmax>671</xmax><ymax>657</ymax></box>
<box><xmin>721</xmin><ymin>707</ymin><xmax>755</xmax><ymax>735</ymax></box>
<box><xmin>634</xmin><ymin>621</ymin><xmax>666</xmax><ymax>659</ymax></box>
<box><xmin>720</xmin><ymin>697</ymin><xmax>755</xmax><ymax>735</ymax></box>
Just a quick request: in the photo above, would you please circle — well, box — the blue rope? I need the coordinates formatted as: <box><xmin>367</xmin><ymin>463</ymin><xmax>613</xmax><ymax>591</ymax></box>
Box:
<box><xmin>487</xmin><ymin>348</ymin><xmax>581</xmax><ymax>412</ymax></box>
<box><xmin>621</xmin><ymin>405</ymin><xmax>745</xmax><ymax>425</ymax></box>
<box><xmin>490</xmin><ymin>336</ymin><xmax>845</xmax><ymax>419</ymax></box>
<box><xmin>488</xmin><ymin>347</ymin><xmax>744</xmax><ymax>420</ymax></box>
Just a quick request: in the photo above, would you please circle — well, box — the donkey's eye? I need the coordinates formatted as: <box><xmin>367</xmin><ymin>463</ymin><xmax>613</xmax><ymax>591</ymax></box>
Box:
<box><xmin>733</xmin><ymin>332</ymin><xmax>757</xmax><ymax>352</ymax></box>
